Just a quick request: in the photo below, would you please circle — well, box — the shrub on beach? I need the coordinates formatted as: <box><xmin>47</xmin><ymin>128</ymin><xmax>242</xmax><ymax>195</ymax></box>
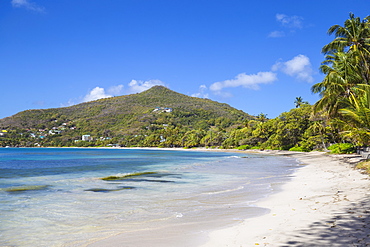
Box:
<box><xmin>289</xmin><ymin>146</ymin><xmax>309</xmax><ymax>152</ymax></box>
<box><xmin>250</xmin><ymin>146</ymin><xmax>261</xmax><ymax>150</ymax></box>
<box><xmin>327</xmin><ymin>143</ymin><xmax>355</xmax><ymax>154</ymax></box>
<box><xmin>236</xmin><ymin>145</ymin><xmax>250</xmax><ymax>150</ymax></box>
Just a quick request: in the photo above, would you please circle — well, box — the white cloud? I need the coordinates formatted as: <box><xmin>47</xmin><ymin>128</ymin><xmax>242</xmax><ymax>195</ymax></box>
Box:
<box><xmin>269</xmin><ymin>14</ymin><xmax>303</xmax><ymax>38</ymax></box>
<box><xmin>276</xmin><ymin>14</ymin><xmax>303</xmax><ymax>29</ymax></box>
<box><xmin>11</xmin><ymin>0</ymin><xmax>45</xmax><ymax>12</ymax></box>
<box><xmin>128</xmin><ymin>79</ymin><xmax>166</xmax><ymax>94</ymax></box>
<box><xmin>107</xmin><ymin>84</ymin><xmax>124</xmax><ymax>95</ymax></box>
<box><xmin>268</xmin><ymin>30</ymin><xmax>285</xmax><ymax>38</ymax></box>
<box><xmin>191</xmin><ymin>85</ymin><xmax>209</xmax><ymax>98</ymax></box>
<box><xmin>210</xmin><ymin>72</ymin><xmax>277</xmax><ymax>92</ymax></box>
<box><xmin>60</xmin><ymin>99</ymin><xmax>76</xmax><ymax>108</ymax></box>
<box><xmin>83</xmin><ymin>87</ymin><xmax>112</xmax><ymax>102</ymax></box>
<box><xmin>83</xmin><ymin>84</ymin><xmax>124</xmax><ymax>102</ymax></box>
<box><xmin>273</xmin><ymin>54</ymin><xmax>314</xmax><ymax>83</ymax></box>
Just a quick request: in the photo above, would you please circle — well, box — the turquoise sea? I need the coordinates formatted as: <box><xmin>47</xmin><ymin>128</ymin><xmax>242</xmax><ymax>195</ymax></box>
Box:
<box><xmin>0</xmin><ymin>148</ymin><xmax>299</xmax><ymax>246</ymax></box>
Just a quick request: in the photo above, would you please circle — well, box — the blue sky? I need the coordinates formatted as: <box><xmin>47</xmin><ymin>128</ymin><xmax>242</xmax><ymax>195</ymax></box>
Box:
<box><xmin>1</xmin><ymin>0</ymin><xmax>369</xmax><ymax>119</ymax></box>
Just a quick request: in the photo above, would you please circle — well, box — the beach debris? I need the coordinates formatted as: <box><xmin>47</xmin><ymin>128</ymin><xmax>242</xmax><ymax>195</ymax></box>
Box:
<box><xmin>175</xmin><ymin>212</ymin><xmax>183</xmax><ymax>218</ymax></box>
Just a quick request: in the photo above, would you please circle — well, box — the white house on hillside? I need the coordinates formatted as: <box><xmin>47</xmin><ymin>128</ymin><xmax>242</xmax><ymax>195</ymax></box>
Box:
<box><xmin>82</xmin><ymin>135</ymin><xmax>92</xmax><ymax>141</ymax></box>
<box><xmin>153</xmin><ymin>107</ymin><xmax>173</xmax><ymax>113</ymax></box>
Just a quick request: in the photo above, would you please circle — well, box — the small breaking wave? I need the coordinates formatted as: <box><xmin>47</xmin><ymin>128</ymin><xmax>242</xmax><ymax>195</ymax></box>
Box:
<box><xmin>227</xmin><ymin>156</ymin><xmax>241</xmax><ymax>159</ymax></box>
<box><xmin>202</xmin><ymin>185</ymin><xmax>245</xmax><ymax>195</ymax></box>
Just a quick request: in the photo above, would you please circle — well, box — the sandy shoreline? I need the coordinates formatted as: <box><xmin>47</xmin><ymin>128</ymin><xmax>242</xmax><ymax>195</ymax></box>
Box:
<box><xmin>87</xmin><ymin>149</ymin><xmax>370</xmax><ymax>247</ymax></box>
<box><xmin>201</xmin><ymin>150</ymin><xmax>370</xmax><ymax>246</ymax></box>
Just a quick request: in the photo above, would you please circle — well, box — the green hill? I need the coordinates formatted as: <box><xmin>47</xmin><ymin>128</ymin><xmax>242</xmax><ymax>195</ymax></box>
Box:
<box><xmin>0</xmin><ymin>86</ymin><xmax>252</xmax><ymax>147</ymax></box>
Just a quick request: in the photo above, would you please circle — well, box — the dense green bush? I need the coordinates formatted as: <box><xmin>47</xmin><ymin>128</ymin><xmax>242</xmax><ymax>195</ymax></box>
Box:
<box><xmin>236</xmin><ymin>145</ymin><xmax>250</xmax><ymax>150</ymax></box>
<box><xmin>327</xmin><ymin>143</ymin><xmax>355</xmax><ymax>154</ymax></box>
<box><xmin>289</xmin><ymin>146</ymin><xmax>309</xmax><ymax>152</ymax></box>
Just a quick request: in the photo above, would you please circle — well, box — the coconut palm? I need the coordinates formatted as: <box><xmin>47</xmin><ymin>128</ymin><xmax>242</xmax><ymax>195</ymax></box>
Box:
<box><xmin>322</xmin><ymin>13</ymin><xmax>370</xmax><ymax>82</ymax></box>
<box><xmin>312</xmin><ymin>51</ymin><xmax>362</xmax><ymax>116</ymax></box>
<box><xmin>339</xmin><ymin>85</ymin><xmax>370</xmax><ymax>145</ymax></box>
<box><xmin>294</xmin><ymin>97</ymin><xmax>303</xmax><ymax>108</ymax></box>
<box><xmin>322</xmin><ymin>13</ymin><xmax>370</xmax><ymax>54</ymax></box>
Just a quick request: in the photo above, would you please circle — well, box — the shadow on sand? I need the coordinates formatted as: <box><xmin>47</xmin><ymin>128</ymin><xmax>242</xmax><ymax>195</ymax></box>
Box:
<box><xmin>282</xmin><ymin>197</ymin><xmax>370</xmax><ymax>247</ymax></box>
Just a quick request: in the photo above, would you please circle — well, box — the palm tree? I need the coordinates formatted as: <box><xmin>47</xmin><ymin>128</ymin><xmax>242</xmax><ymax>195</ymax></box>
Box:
<box><xmin>294</xmin><ymin>97</ymin><xmax>303</xmax><ymax>108</ymax></box>
<box><xmin>294</xmin><ymin>97</ymin><xmax>309</xmax><ymax>108</ymax></box>
<box><xmin>312</xmin><ymin>13</ymin><xmax>370</xmax><ymax>145</ymax></box>
<box><xmin>323</xmin><ymin>13</ymin><xmax>370</xmax><ymax>53</ymax></box>
<box><xmin>256</xmin><ymin>113</ymin><xmax>268</xmax><ymax>122</ymax></box>
<box><xmin>322</xmin><ymin>13</ymin><xmax>370</xmax><ymax>83</ymax></box>
<box><xmin>312</xmin><ymin>51</ymin><xmax>362</xmax><ymax>116</ymax></box>
<box><xmin>339</xmin><ymin>85</ymin><xmax>370</xmax><ymax>145</ymax></box>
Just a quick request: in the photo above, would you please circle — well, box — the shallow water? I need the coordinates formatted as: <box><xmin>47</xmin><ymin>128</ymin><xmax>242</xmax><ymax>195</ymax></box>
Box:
<box><xmin>0</xmin><ymin>148</ymin><xmax>299</xmax><ymax>246</ymax></box>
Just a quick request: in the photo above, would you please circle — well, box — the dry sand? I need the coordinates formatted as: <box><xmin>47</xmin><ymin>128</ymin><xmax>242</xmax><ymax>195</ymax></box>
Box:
<box><xmin>201</xmin><ymin>150</ymin><xmax>370</xmax><ymax>247</ymax></box>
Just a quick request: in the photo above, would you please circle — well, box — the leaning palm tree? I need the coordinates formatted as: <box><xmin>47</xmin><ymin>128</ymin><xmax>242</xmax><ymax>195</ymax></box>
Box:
<box><xmin>322</xmin><ymin>13</ymin><xmax>370</xmax><ymax>83</ymax></box>
<box><xmin>339</xmin><ymin>85</ymin><xmax>370</xmax><ymax>145</ymax></box>
<box><xmin>312</xmin><ymin>51</ymin><xmax>362</xmax><ymax>116</ymax></box>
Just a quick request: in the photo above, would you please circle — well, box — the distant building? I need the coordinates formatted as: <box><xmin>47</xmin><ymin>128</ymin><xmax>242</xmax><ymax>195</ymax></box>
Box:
<box><xmin>82</xmin><ymin>135</ymin><xmax>92</xmax><ymax>141</ymax></box>
<box><xmin>153</xmin><ymin>107</ymin><xmax>173</xmax><ymax>113</ymax></box>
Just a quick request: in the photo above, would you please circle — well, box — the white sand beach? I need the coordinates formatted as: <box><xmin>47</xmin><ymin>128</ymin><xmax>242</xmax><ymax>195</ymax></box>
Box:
<box><xmin>201</xmin><ymin>151</ymin><xmax>370</xmax><ymax>247</ymax></box>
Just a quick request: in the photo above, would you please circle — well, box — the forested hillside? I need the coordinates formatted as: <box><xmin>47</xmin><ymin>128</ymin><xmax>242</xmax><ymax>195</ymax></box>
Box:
<box><xmin>0</xmin><ymin>86</ymin><xmax>252</xmax><ymax>147</ymax></box>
